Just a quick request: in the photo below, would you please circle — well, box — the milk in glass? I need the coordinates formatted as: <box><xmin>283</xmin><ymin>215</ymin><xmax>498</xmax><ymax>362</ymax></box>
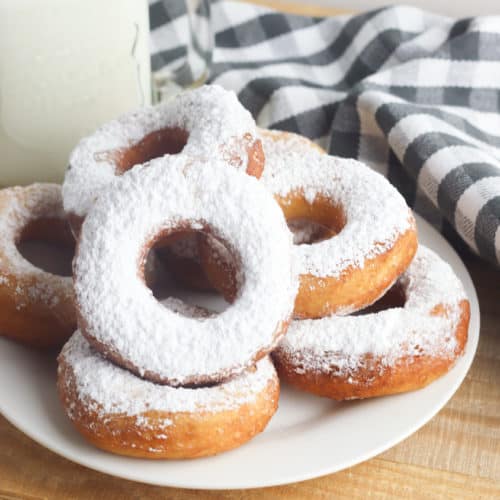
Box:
<box><xmin>0</xmin><ymin>0</ymin><xmax>151</xmax><ymax>185</ymax></box>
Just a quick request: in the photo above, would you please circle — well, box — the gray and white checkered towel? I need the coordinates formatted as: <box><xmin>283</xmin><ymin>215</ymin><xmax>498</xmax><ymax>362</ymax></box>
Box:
<box><xmin>150</xmin><ymin>1</ymin><xmax>500</xmax><ymax>266</ymax></box>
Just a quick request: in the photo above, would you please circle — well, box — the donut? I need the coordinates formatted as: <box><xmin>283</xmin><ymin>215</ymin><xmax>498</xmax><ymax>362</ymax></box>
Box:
<box><xmin>58</xmin><ymin>331</ymin><xmax>279</xmax><ymax>459</ymax></box>
<box><xmin>201</xmin><ymin>152</ymin><xmax>418</xmax><ymax>318</ymax></box>
<box><xmin>0</xmin><ymin>184</ymin><xmax>76</xmax><ymax>348</ymax></box>
<box><xmin>273</xmin><ymin>246</ymin><xmax>470</xmax><ymax>400</ymax></box>
<box><xmin>73</xmin><ymin>155</ymin><xmax>297</xmax><ymax>386</ymax></box>
<box><xmin>63</xmin><ymin>84</ymin><xmax>264</xmax><ymax>234</ymax></box>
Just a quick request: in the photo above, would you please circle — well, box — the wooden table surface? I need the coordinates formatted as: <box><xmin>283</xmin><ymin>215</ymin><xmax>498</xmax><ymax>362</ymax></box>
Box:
<box><xmin>1</xmin><ymin>2</ymin><xmax>499</xmax><ymax>499</ymax></box>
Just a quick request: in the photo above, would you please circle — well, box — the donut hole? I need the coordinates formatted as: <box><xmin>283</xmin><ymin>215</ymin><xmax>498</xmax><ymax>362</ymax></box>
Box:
<box><xmin>198</xmin><ymin>233</ymin><xmax>241</xmax><ymax>304</ymax></box>
<box><xmin>277</xmin><ymin>192</ymin><xmax>346</xmax><ymax>245</ymax></box>
<box><xmin>354</xmin><ymin>282</ymin><xmax>407</xmax><ymax>315</ymax></box>
<box><xmin>142</xmin><ymin>229</ymin><xmax>232</xmax><ymax>315</ymax></box>
<box><xmin>17</xmin><ymin>217</ymin><xmax>75</xmax><ymax>276</ymax></box>
<box><xmin>109</xmin><ymin>127</ymin><xmax>189</xmax><ymax>174</ymax></box>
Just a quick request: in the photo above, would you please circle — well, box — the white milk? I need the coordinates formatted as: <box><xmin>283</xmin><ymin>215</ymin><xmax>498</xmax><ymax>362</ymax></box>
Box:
<box><xmin>0</xmin><ymin>0</ymin><xmax>151</xmax><ymax>185</ymax></box>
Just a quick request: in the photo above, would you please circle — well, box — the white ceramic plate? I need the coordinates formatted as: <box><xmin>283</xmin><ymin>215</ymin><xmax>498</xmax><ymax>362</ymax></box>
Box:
<box><xmin>0</xmin><ymin>214</ymin><xmax>480</xmax><ymax>489</ymax></box>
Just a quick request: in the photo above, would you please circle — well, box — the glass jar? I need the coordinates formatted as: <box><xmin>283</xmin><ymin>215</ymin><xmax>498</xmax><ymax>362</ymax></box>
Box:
<box><xmin>0</xmin><ymin>0</ymin><xmax>151</xmax><ymax>185</ymax></box>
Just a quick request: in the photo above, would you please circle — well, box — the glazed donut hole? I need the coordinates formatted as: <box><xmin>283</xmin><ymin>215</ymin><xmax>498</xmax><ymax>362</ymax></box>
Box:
<box><xmin>107</xmin><ymin>127</ymin><xmax>189</xmax><ymax>174</ymax></box>
<box><xmin>140</xmin><ymin>225</ymin><xmax>239</xmax><ymax>315</ymax></box>
<box><xmin>17</xmin><ymin>217</ymin><xmax>75</xmax><ymax>277</ymax></box>
<box><xmin>276</xmin><ymin>191</ymin><xmax>346</xmax><ymax>245</ymax></box>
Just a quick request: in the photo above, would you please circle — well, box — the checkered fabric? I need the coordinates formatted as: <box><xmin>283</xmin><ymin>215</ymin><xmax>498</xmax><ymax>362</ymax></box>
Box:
<box><xmin>150</xmin><ymin>1</ymin><xmax>500</xmax><ymax>266</ymax></box>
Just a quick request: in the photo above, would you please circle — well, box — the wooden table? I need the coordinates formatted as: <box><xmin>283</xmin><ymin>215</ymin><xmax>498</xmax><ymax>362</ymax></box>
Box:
<box><xmin>1</xmin><ymin>2</ymin><xmax>499</xmax><ymax>498</ymax></box>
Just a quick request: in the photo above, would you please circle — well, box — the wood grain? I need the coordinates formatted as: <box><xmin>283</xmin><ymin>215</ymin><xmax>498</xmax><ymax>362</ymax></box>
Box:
<box><xmin>1</xmin><ymin>2</ymin><xmax>499</xmax><ymax>499</ymax></box>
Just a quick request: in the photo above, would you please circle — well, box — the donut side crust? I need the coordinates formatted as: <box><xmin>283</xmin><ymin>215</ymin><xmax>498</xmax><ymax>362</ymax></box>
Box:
<box><xmin>295</xmin><ymin>224</ymin><xmax>418</xmax><ymax>318</ymax></box>
<box><xmin>273</xmin><ymin>300</ymin><xmax>470</xmax><ymax>400</ymax></box>
<box><xmin>0</xmin><ymin>273</ymin><xmax>74</xmax><ymax>349</ymax></box>
<box><xmin>57</xmin><ymin>358</ymin><xmax>280</xmax><ymax>459</ymax></box>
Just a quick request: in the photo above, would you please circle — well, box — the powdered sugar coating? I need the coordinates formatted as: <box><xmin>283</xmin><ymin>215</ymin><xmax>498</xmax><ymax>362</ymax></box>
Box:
<box><xmin>146</xmin><ymin>129</ymin><xmax>316</xmax><ymax>264</ymax></box>
<box><xmin>287</xmin><ymin>219</ymin><xmax>332</xmax><ymax>245</ymax></box>
<box><xmin>74</xmin><ymin>156</ymin><xmax>297</xmax><ymax>386</ymax></box>
<box><xmin>0</xmin><ymin>184</ymin><xmax>73</xmax><ymax>308</ymax></box>
<box><xmin>160</xmin><ymin>297</ymin><xmax>213</xmax><ymax>319</ymax></box>
<box><xmin>59</xmin><ymin>331</ymin><xmax>277</xmax><ymax>417</ymax></box>
<box><xmin>63</xmin><ymin>85</ymin><xmax>259</xmax><ymax>217</ymax></box>
<box><xmin>262</xmin><ymin>151</ymin><xmax>414</xmax><ymax>278</ymax></box>
<box><xmin>275</xmin><ymin>246</ymin><xmax>468</xmax><ymax>376</ymax></box>
<box><xmin>259</xmin><ymin>128</ymin><xmax>324</xmax><ymax>161</ymax></box>
<box><xmin>168</xmin><ymin>235</ymin><xmax>200</xmax><ymax>260</ymax></box>
<box><xmin>260</xmin><ymin>129</ymin><xmax>329</xmax><ymax>247</ymax></box>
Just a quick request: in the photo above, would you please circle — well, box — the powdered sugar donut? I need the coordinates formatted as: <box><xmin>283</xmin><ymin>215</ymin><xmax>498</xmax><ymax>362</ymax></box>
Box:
<box><xmin>265</xmin><ymin>147</ymin><xmax>418</xmax><ymax>318</ymax></box>
<box><xmin>202</xmin><ymin>153</ymin><xmax>418</xmax><ymax>318</ymax></box>
<box><xmin>73</xmin><ymin>155</ymin><xmax>296</xmax><ymax>386</ymax></box>
<box><xmin>273</xmin><ymin>246</ymin><xmax>470</xmax><ymax>400</ymax></box>
<box><xmin>58</xmin><ymin>331</ymin><xmax>279</xmax><ymax>459</ymax></box>
<box><xmin>63</xmin><ymin>85</ymin><xmax>264</xmax><ymax>233</ymax></box>
<box><xmin>0</xmin><ymin>184</ymin><xmax>76</xmax><ymax>348</ymax></box>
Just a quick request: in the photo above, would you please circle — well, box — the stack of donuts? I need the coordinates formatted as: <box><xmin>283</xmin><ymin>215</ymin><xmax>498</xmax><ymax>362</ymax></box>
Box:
<box><xmin>0</xmin><ymin>85</ymin><xmax>470</xmax><ymax>460</ymax></box>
